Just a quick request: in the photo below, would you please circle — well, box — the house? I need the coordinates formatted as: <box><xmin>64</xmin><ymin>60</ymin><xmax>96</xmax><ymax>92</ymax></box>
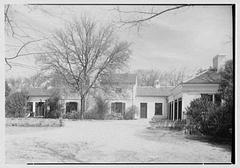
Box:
<box><xmin>27</xmin><ymin>55</ymin><xmax>227</xmax><ymax>119</ymax></box>
<box><xmin>103</xmin><ymin>55</ymin><xmax>226</xmax><ymax>120</ymax></box>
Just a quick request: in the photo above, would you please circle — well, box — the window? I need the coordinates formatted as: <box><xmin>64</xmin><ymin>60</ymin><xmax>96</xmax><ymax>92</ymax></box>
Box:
<box><xmin>201</xmin><ymin>94</ymin><xmax>213</xmax><ymax>102</ymax></box>
<box><xmin>201</xmin><ymin>93</ymin><xmax>221</xmax><ymax>105</ymax></box>
<box><xmin>155</xmin><ymin>103</ymin><xmax>162</xmax><ymax>115</ymax></box>
<box><xmin>66</xmin><ymin>102</ymin><xmax>78</xmax><ymax>113</ymax></box>
<box><xmin>111</xmin><ymin>102</ymin><xmax>125</xmax><ymax>114</ymax></box>
<box><xmin>115</xmin><ymin>88</ymin><xmax>122</xmax><ymax>93</ymax></box>
<box><xmin>215</xmin><ymin>94</ymin><xmax>221</xmax><ymax>105</ymax></box>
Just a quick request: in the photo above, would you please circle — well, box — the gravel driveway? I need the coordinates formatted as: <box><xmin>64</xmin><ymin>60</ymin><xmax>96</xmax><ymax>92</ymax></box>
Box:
<box><xmin>5</xmin><ymin>119</ymin><xmax>231</xmax><ymax>164</ymax></box>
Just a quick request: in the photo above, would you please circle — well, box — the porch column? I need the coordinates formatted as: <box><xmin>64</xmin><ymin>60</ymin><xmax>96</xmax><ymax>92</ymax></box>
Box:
<box><xmin>62</xmin><ymin>100</ymin><xmax>66</xmax><ymax>114</ymax></box>
<box><xmin>33</xmin><ymin>101</ymin><xmax>36</xmax><ymax>117</ymax></box>
<box><xmin>176</xmin><ymin>99</ymin><xmax>179</xmax><ymax>120</ymax></box>
<box><xmin>172</xmin><ymin>101</ymin><xmax>175</xmax><ymax>121</ymax></box>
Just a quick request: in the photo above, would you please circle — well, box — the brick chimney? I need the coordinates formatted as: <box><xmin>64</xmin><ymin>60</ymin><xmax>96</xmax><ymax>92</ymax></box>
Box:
<box><xmin>213</xmin><ymin>55</ymin><xmax>226</xmax><ymax>72</ymax></box>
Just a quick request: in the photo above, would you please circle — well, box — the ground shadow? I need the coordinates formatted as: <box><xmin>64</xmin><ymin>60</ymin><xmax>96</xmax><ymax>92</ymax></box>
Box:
<box><xmin>185</xmin><ymin>134</ymin><xmax>232</xmax><ymax>152</ymax></box>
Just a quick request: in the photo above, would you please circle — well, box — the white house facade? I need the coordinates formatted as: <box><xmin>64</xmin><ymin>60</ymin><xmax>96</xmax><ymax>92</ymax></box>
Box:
<box><xmin>27</xmin><ymin>55</ymin><xmax>226</xmax><ymax>119</ymax></box>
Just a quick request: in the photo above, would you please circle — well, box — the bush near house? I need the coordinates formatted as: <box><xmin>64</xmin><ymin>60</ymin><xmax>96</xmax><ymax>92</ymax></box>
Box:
<box><xmin>186</xmin><ymin>60</ymin><xmax>233</xmax><ymax>138</ymax></box>
<box><xmin>186</xmin><ymin>98</ymin><xmax>232</xmax><ymax>137</ymax></box>
<box><xmin>62</xmin><ymin>111</ymin><xmax>80</xmax><ymax>120</ymax></box>
<box><xmin>104</xmin><ymin>112</ymin><xmax>123</xmax><ymax>120</ymax></box>
<box><xmin>123</xmin><ymin>105</ymin><xmax>138</xmax><ymax>120</ymax></box>
<box><xmin>5</xmin><ymin>91</ymin><xmax>28</xmax><ymax>118</ymax></box>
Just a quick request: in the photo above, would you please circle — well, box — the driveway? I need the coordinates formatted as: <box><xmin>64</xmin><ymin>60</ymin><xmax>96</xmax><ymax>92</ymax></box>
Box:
<box><xmin>5</xmin><ymin>119</ymin><xmax>231</xmax><ymax>163</ymax></box>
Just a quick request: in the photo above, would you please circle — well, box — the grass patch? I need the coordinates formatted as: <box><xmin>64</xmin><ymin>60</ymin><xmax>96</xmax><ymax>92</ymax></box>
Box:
<box><xmin>6</xmin><ymin>118</ymin><xmax>62</xmax><ymax>127</ymax></box>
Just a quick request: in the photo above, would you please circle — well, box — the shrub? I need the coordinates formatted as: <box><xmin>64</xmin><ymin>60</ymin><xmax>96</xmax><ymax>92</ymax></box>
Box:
<box><xmin>104</xmin><ymin>112</ymin><xmax>123</xmax><ymax>120</ymax></box>
<box><xmin>123</xmin><ymin>105</ymin><xmax>138</xmax><ymax>120</ymax></box>
<box><xmin>186</xmin><ymin>97</ymin><xmax>232</xmax><ymax>137</ymax></box>
<box><xmin>5</xmin><ymin>92</ymin><xmax>28</xmax><ymax>118</ymax></box>
<box><xmin>62</xmin><ymin>111</ymin><xmax>80</xmax><ymax>120</ymax></box>
<box><xmin>83</xmin><ymin>110</ymin><xmax>99</xmax><ymax>119</ymax></box>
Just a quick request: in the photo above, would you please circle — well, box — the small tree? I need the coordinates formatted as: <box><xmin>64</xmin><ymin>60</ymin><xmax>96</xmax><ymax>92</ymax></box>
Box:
<box><xmin>94</xmin><ymin>96</ymin><xmax>109</xmax><ymax>119</ymax></box>
<box><xmin>124</xmin><ymin>105</ymin><xmax>138</xmax><ymax>120</ymax></box>
<box><xmin>45</xmin><ymin>89</ymin><xmax>63</xmax><ymax>118</ymax></box>
<box><xmin>5</xmin><ymin>91</ymin><xmax>28</xmax><ymax>117</ymax></box>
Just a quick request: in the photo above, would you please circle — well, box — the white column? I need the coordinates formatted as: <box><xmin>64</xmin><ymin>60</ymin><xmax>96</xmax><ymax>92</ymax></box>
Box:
<box><xmin>62</xmin><ymin>100</ymin><xmax>66</xmax><ymax>114</ymax></box>
<box><xmin>33</xmin><ymin>101</ymin><xmax>36</xmax><ymax>117</ymax></box>
<box><xmin>177</xmin><ymin>99</ymin><xmax>179</xmax><ymax>120</ymax></box>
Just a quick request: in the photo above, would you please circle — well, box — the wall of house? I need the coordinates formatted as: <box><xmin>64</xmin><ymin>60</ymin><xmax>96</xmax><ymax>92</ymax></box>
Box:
<box><xmin>28</xmin><ymin>96</ymin><xmax>49</xmax><ymax>102</ymax></box>
<box><xmin>104</xmin><ymin>83</ymin><xmax>135</xmax><ymax>114</ymax></box>
<box><xmin>135</xmin><ymin>96</ymin><xmax>167</xmax><ymax>119</ymax></box>
<box><xmin>181</xmin><ymin>83</ymin><xmax>220</xmax><ymax>119</ymax></box>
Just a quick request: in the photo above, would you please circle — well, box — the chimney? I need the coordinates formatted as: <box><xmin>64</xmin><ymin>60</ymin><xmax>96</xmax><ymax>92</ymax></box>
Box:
<box><xmin>213</xmin><ymin>55</ymin><xmax>226</xmax><ymax>72</ymax></box>
<box><xmin>154</xmin><ymin>80</ymin><xmax>160</xmax><ymax>88</ymax></box>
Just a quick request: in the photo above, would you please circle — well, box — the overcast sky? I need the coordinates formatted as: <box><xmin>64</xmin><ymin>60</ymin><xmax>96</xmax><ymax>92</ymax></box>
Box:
<box><xmin>5</xmin><ymin>5</ymin><xmax>233</xmax><ymax>79</ymax></box>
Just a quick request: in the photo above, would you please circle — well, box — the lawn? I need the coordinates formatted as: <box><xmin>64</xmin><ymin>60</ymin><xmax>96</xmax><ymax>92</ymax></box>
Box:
<box><xmin>5</xmin><ymin>120</ymin><xmax>231</xmax><ymax>164</ymax></box>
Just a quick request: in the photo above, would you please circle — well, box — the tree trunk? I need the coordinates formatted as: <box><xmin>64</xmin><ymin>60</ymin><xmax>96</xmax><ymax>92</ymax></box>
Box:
<box><xmin>80</xmin><ymin>96</ymin><xmax>85</xmax><ymax>120</ymax></box>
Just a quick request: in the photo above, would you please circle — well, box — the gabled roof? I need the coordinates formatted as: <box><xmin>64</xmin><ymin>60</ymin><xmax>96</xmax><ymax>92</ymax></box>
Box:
<box><xmin>183</xmin><ymin>69</ymin><xmax>221</xmax><ymax>84</ymax></box>
<box><xmin>27</xmin><ymin>88</ymin><xmax>52</xmax><ymax>97</ymax></box>
<box><xmin>136</xmin><ymin>86</ymin><xmax>174</xmax><ymax>97</ymax></box>
<box><xmin>102</xmin><ymin>73</ymin><xmax>137</xmax><ymax>85</ymax></box>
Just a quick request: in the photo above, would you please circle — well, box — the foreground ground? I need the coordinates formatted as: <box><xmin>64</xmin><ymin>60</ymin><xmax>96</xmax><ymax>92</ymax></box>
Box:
<box><xmin>5</xmin><ymin>120</ymin><xmax>231</xmax><ymax>164</ymax></box>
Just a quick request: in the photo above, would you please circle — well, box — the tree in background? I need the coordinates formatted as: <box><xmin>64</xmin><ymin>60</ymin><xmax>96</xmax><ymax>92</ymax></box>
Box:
<box><xmin>6</xmin><ymin>77</ymin><xmax>29</xmax><ymax>93</ymax></box>
<box><xmin>38</xmin><ymin>16</ymin><xmax>131</xmax><ymax>119</ymax></box>
<box><xmin>219</xmin><ymin>60</ymin><xmax>233</xmax><ymax>111</ymax></box>
<box><xmin>136</xmin><ymin>68</ymin><xmax>187</xmax><ymax>86</ymax></box>
<box><xmin>5</xmin><ymin>91</ymin><xmax>28</xmax><ymax>117</ymax></box>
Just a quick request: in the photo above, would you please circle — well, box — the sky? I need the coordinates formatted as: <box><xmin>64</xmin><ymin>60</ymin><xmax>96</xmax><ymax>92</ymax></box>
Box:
<box><xmin>5</xmin><ymin>5</ymin><xmax>233</xmax><ymax>79</ymax></box>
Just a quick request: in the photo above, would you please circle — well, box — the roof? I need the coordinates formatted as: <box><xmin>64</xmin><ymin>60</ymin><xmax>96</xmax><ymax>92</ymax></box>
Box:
<box><xmin>136</xmin><ymin>86</ymin><xmax>174</xmax><ymax>97</ymax></box>
<box><xmin>101</xmin><ymin>73</ymin><xmax>137</xmax><ymax>85</ymax></box>
<box><xmin>27</xmin><ymin>88</ymin><xmax>52</xmax><ymax>97</ymax></box>
<box><xmin>183</xmin><ymin>69</ymin><xmax>221</xmax><ymax>84</ymax></box>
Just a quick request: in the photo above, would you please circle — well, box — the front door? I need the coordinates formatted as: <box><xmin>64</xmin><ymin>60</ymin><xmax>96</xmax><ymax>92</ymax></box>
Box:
<box><xmin>140</xmin><ymin>103</ymin><xmax>147</xmax><ymax>118</ymax></box>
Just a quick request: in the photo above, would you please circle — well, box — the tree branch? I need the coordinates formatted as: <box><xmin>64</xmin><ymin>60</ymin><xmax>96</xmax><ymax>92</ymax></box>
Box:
<box><xmin>117</xmin><ymin>5</ymin><xmax>191</xmax><ymax>26</ymax></box>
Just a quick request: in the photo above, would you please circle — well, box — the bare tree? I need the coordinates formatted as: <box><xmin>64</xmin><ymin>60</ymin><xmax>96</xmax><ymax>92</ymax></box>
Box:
<box><xmin>38</xmin><ymin>16</ymin><xmax>131</xmax><ymax>119</ymax></box>
<box><xmin>136</xmin><ymin>68</ymin><xmax>188</xmax><ymax>86</ymax></box>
